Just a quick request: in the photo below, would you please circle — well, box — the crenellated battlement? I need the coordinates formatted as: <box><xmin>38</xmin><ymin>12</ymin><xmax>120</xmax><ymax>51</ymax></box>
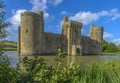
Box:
<box><xmin>18</xmin><ymin>11</ymin><xmax>103</xmax><ymax>56</ymax></box>
<box><xmin>68</xmin><ymin>21</ymin><xmax>82</xmax><ymax>28</ymax></box>
<box><xmin>21</xmin><ymin>11</ymin><xmax>43</xmax><ymax>18</ymax></box>
<box><xmin>21</xmin><ymin>12</ymin><xmax>37</xmax><ymax>16</ymax></box>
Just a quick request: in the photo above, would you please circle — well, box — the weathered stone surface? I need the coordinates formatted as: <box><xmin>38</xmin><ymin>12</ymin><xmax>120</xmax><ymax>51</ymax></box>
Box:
<box><xmin>18</xmin><ymin>11</ymin><xmax>103</xmax><ymax>56</ymax></box>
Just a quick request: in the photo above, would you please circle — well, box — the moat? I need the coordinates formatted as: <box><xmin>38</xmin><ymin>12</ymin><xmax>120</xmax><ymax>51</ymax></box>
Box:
<box><xmin>4</xmin><ymin>51</ymin><xmax>120</xmax><ymax>67</ymax></box>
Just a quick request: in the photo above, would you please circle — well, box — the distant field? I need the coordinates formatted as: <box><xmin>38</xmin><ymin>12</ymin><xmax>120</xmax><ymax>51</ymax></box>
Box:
<box><xmin>0</xmin><ymin>41</ymin><xmax>17</xmax><ymax>51</ymax></box>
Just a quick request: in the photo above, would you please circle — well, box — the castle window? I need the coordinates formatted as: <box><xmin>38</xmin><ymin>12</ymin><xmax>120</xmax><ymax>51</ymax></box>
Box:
<box><xmin>76</xmin><ymin>48</ymin><xmax>80</xmax><ymax>53</ymax></box>
<box><xmin>37</xmin><ymin>40</ymin><xmax>39</xmax><ymax>44</ymax></box>
<box><xmin>93</xmin><ymin>45</ymin><xmax>96</xmax><ymax>49</ymax></box>
<box><xmin>26</xmin><ymin>29</ymin><xmax>28</xmax><ymax>33</ymax></box>
<box><xmin>26</xmin><ymin>19</ymin><xmax>28</xmax><ymax>21</ymax></box>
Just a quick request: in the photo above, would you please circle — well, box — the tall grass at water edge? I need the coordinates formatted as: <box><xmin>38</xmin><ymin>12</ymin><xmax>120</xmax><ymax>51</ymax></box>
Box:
<box><xmin>21</xmin><ymin>56</ymin><xmax>120</xmax><ymax>83</ymax></box>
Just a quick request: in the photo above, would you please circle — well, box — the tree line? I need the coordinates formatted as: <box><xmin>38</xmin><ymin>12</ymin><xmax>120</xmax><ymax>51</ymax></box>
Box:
<box><xmin>102</xmin><ymin>40</ymin><xmax>120</xmax><ymax>54</ymax></box>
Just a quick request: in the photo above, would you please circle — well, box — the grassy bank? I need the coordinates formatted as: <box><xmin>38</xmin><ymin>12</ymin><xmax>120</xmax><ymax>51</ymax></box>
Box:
<box><xmin>102</xmin><ymin>52</ymin><xmax>120</xmax><ymax>55</ymax></box>
<box><xmin>0</xmin><ymin>41</ymin><xmax>17</xmax><ymax>51</ymax></box>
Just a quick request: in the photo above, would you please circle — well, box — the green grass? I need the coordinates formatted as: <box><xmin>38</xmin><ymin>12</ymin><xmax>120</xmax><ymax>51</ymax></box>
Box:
<box><xmin>102</xmin><ymin>52</ymin><xmax>120</xmax><ymax>55</ymax></box>
<box><xmin>3</xmin><ymin>48</ymin><xmax>17</xmax><ymax>51</ymax></box>
<box><xmin>0</xmin><ymin>41</ymin><xmax>17</xmax><ymax>51</ymax></box>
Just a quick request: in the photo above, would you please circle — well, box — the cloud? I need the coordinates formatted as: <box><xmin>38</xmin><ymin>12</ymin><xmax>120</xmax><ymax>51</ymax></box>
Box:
<box><xmin>98</xmin><ymin>10</ymin><xmax>109</xmax><ymax>16</ymax></box>
<box><xmin>69</xmin><ymin>9</ymin><xmax>120</xmax><ymax>25</ymax></box>
<box><xmin>8</xmin><ymin>9</ymin><xmax>27</xmax><ymax>28</ymax></box>
<box><xmin>49</xmin><ymin>0</ymin><xmax>63</xmax><ymax>6</ymax></box>
<box><xmin>103</xmin><ymin>32</ymin><xmax>113</xmax><ymax>39</ymax></box>
<box><xmin>30</xmin><ymin>0</ymin><xmax>63</xmax><ymax>12</ymax></box>
<box><xmin>30</xmin><ymin>0</ymin><xmax>47</xmax><ymax>12</ymax></box>
<box><xmin>69</xmin><ymin>11</ymin><xmax>99</xmax><ymax>25</ymax></box>
<box><xmin>60</xmin><ymin>11</ymin><xmax>69</xmax><ymax>15</ymax></box>
<box><xmin>5</xmin><ymin>9</ymin><xmax>26</xmax><ymax>41</ymax></box>
<box><xmin>5</xmin><ymin>0</ymin><xmax>64</xmax><ymax>41</ymax></box>
<box><xmin>112</xmin><ymin>39</ymin><xmax>120</xmax><ymax>45</ymax></box>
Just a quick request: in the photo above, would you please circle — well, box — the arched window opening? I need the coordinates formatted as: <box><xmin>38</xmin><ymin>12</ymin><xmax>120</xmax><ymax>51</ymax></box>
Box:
<box><xmin>26</xmin><ymin>29</ymin><xmax>28</xmax><ymax>33</ymax></box>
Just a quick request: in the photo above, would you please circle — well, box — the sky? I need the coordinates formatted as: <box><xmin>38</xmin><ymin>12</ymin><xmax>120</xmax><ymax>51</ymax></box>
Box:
<box><xmin>2</xmin><ymin>0</ymin><xmax>120</xmax><ymax>45</ymax></box>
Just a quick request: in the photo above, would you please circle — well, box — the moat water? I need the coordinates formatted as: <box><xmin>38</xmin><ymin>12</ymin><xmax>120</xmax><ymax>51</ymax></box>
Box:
<box><xmin>4</xmin><ymin>51</ymin><xmax>120</xmax><ymax>67</ymax></box>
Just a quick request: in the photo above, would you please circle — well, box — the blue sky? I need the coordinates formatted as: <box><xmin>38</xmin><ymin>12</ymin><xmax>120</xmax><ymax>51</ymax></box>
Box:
<box><xmin>3</xmin><ymin>0</ymin><xmax>120</xmax><ymax>45</ymax></box>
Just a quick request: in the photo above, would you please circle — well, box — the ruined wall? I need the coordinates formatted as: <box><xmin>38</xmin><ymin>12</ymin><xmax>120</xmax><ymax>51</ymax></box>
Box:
<box><xmin>90</xmin><ymin>25</ymin><xmax>103</xmax><ymax>55</ymax></box>
<box><xmin>81</xmin><ymin>36</ymin><xmax>101</xmax><ymax>55</ymax></box>
<box><xmin>81</xmin><ymin>25</ymin><xmax>103</xmax><ymax>55</ymax></box>
<box><xmin>43</xmin><ymin>32</ymin><xmax>67</xmax><ymax>54</ymax></box>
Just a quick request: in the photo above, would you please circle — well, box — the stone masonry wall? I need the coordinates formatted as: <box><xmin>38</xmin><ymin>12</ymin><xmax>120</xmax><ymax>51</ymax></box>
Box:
<box><xmin>42</xmin><ymin>32</ymin><xmax>67</xmax><ymax>54</ymax></box>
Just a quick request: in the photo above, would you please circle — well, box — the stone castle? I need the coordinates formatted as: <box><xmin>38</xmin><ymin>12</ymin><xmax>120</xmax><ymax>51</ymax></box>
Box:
<box><xmin>18</xmin><ymin>11</ymin><xmax>103</xmax><ymax>56</ymax></box>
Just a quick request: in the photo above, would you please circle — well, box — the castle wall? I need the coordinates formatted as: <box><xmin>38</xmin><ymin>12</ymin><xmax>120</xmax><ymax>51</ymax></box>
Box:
<box><xmin>81</xmin><ymin>36</ymin><xmax>102</xmax><ymax>55</ymax></box>
<box><xmin>81</xmin><ymin>25</ymin><xmax>103</xmax><ymax>55</ymax></box>
<box><xmin>43</xmin><ymin>32</ymin><xmax>67</xmax><ymax>54</ymax></box>
<box><xmin>81</xmin><ymin>36</ymin><xmax>91</xmax><ymax>54</ymax></box>
<box><xmin>90</xmin><ymin>25</ymin><xmax>103</xmax><ymax>55</ymax></box>
<box><xmin>90</xmin><ymin>25</ymin><xmax>103</xmax><ymax>42</ymax></box>
<box><xmin>19</xmin><ymin>11</ymin><xmax>103</xmax><ymax>56</ymax></box>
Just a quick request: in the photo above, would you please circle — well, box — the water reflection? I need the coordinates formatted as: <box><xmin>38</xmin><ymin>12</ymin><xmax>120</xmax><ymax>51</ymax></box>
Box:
<box><xmin>67</xmin><ymin>55</ymin><xmax>101</xmax><ymax>66</ymax></box>
<box><xmin>4</xmin><ymin>51</ymin><xmax>19</xmax><ymax>67</ymax></box>
<box><xmin>4</xmin><ymin>51</ymin><xmax>120</xmax><ymax>67</ymax></box>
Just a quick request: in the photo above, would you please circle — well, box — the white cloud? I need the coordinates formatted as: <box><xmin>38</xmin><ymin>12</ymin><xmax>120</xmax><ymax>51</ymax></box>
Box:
<box><xmin>5</xmin><ymin>9</ymin><xmax>26</xmax><ymax>41</ymax></box>
<box><xmin>103</xmin><ymin>32</ymin><xmax>113</xmax><ymax>39</ymax></box>
<box><xmin>30</xmin><ymin>0</ymin><xmax>63</xmax><ymax>12</ymax></box>
<box><xmin>5</xmin><ymin>0</ymin><xmax>64</xmax><ymax>41</ymax></box>
<box><xmin>112</xmin><ymin>39</ymin><xmax>120</xmax><ymax>45</ymax></box>
<box><xmin>111</xmin><ymin>13</ymin><xmax>120</xmax><ymax>21</ymax></box>
<box><xmin>49</xmin><ymin>0</ymin><xmax>63</xmax><ymax>6</ymax></box>
<box><xmin>98</xmin><ymin>10</ymin><xmax>109</xmax><ymax>16</ymax></box>
<box><xmin>61</xmin><ymin>11</ymin><xmax>69</xmax><ymax>15</ymax></box>
<box><xmin>8</xmin><ymin>9</ymin><xmax>27</xmax><ymax>27</ymax></box>
<box><xmin>69</xmin><ymin>11</ymin><xmax>99</xmax><ymax>25</ymax></box>
<box><xmin>30</xmin><ymin>0</ymin><xmax>47</xmax><ymax>12</ymax></box>
<box><xmin>69</xmin><ymin>9</ymin><xmax>120</xmax><ymax>25</ymax></box>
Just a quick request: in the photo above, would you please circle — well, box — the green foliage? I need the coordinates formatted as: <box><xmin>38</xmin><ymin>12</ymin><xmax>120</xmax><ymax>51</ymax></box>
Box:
<box><xmin>1</xmin><ymin>53</ymin><xmax>120</xmax><ymax>83</ymax></box>
<box><xmin>0</xmin><ymin>1</ymin><xmax>10</xmax><ymax>38</ymax></box>
<box><xmin>0</xmin><ymin>2</ymin><xmax>19</xmax><ymax>82</ymax></box>
<box><xmin>56</xmin><ymin>48</ymin><xmax>66</xmax><ymax>58</ymax></box>
<box><xmin>19</xmin><ymin>56</ymin><xmax>120</xmax><ymax>83</ymax></box>
<box><xmin>0</xmin><ymin>49</ymin><xmax>20</xmax><ymax>83</ymax></box>
<box><xmin>102</xmin><ymin>40</ymin><xmax>119</xmax><ymax>53</ymax></box>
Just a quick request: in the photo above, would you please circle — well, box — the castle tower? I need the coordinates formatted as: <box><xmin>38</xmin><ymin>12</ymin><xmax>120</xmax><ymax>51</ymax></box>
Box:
<box><xmin>90</xmin><ymin>25</ymin><xmax>104</xmax><ymax>55</ymax></box>
<box><xmin>19</xmin><ymin>11</ymin><xmax>44</xmax><ymax>55</ymax></box>
<box><xmin>62</xmin><ymin>17</ymin><xmax>82</xmax><ymax>55</ymax></box>
<box><xmin>62</xmin><ymin>16</ymin><xmax>68</xmax><ymax>36</ymax></box>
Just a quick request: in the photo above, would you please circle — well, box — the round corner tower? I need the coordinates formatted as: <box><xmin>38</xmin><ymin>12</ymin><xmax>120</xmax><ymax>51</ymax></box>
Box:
<box><xmin>19</xmin><ymin>11</ymin><xmax>44</xmax><ymax>55</ymax></box>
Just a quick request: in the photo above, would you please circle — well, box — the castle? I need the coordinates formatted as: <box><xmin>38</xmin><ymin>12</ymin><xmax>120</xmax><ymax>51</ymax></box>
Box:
<box><xmin>18</xmin><ymin>11</ymin><xmax>103</xmax><ymax>56</ymax></box>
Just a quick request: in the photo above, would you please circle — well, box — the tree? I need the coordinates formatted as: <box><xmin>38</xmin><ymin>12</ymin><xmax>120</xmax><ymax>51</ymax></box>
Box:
<box><xmin>0</xmin><ymin>1</ymin><xmax>9</xmax><ymax>38</ymax></box>
<box><xmin>0</xmin><ymin>1</ymin><xmax>20</xmax><ymax>83</ymax></box>
<box><xmin>102</xmin><ymin>40</ymin><xmax>119</xmax><ymax>53</ymax></box>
